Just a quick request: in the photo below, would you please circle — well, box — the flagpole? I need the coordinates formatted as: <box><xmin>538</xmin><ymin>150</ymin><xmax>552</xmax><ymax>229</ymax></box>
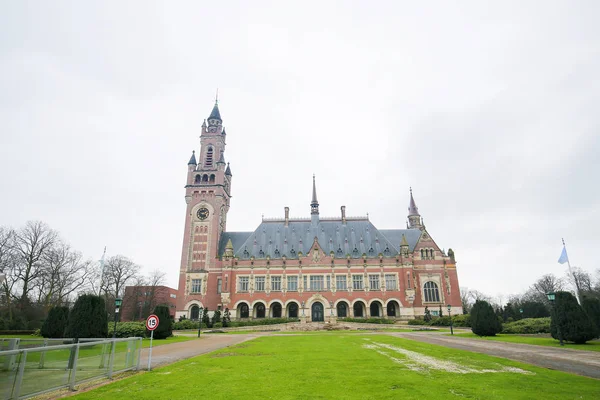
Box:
<box><xmin>562</xmin><ymin>238</ymin><xmax>581</xmax><ymax>305</ymax></box>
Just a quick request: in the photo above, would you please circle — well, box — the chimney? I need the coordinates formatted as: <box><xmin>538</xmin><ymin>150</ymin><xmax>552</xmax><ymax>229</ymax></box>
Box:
<box><xmin>341</xmin><ymin>206</ymin><xmax>347</xmax><ymax>224</ymax></box>
<box><xmin>284</xmin><ymin>207</ymin><xmax>290</xmax><ymax>226</ymax></box>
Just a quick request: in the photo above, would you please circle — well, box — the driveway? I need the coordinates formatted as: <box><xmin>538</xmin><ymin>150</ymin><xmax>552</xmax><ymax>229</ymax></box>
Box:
<box><xmin>387</xmin><ymin>331</ymin><xmax>600</xmax><ymax>379</ymax></box>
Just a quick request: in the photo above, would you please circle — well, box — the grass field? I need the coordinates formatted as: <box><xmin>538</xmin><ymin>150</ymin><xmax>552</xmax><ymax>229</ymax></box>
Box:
<box><xmin>452</xmin><ymin>332</ymin><xmax>600</xmax><ymax>352</ymax></box>
<box><xmin>72</xmin><ymin>334</ymin><xmax>599</xmax><ymax>400</ymax></box>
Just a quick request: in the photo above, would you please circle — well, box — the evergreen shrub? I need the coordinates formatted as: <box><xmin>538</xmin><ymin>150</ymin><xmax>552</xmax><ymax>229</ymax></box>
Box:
<box><xmin>65</xmin><ymin>294</ymin><xmax>108</xmax><ymax>339</ymax></box>
<box><xmin>551</xmin><ymin>291</ymin><xmax>598</xmax><ymax>344</ymax></box>
<box><xmin>41</xmin><ymin>306</ymin><xmax>69</xmax><ymax>338</ymax></box>
<box><xmin>471</xmin><ymin>300</ymin><xmax>502</xmax><ymax>336</ymax></box>
<box><xmin>581</xmin><ymin>297</ymin><xmax>600</xmax><ymax>338</ymax></box>
<box><xmin>338</xmin><ymin>318</ymin><xmax>395</xmax><ymax>324</ymax></box>
<box><xmin>149</xmin><ymin>305</ymin><xmax>173</xmax><ymax>339</ymax></box>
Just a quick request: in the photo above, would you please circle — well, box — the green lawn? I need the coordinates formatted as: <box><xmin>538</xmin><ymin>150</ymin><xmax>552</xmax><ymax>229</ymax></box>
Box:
<box><xmin>72</xmin><ymin>334</ymin><xmax>599</xmax><ymax>400</ymax></box>
<box><xmin>452</xmin><ymin>332</ymin><xmax>600</xmax><ymax>352</ymax></box>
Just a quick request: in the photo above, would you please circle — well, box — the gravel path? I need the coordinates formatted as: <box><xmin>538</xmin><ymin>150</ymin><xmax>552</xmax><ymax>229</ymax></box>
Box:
<box><xmin>386</xmin><ymin>331</ymin><xmax>600</xmax><ymax>379</ymax></box>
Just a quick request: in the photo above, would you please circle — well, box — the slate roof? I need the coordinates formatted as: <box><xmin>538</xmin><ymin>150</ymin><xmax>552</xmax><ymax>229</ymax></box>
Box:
<box><xmin>208</xmin><ymin>102</ymin><xmax>222</xmax><ymax>121</ymax></box>
<box><xmin>188</xmin><ymin>151</ymin><xmax>197</xmax><ymax>165</ymax></box>
<box><xmin>218</xmin><ymin>219</ymin><xmax>422</xmax><ymax>259</ymax></box>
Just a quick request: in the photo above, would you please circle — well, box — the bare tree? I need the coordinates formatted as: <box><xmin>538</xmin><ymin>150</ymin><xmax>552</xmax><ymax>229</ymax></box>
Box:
<box><xmin>0</xmin><ymin>227</ymin><xmax>18</xmax><ymax>319</ymax></box>
<box><xmin>123</xmin><ymin>269</ymin><xmax>167</xmax><ymax>320</ymax></box>
<box><xmin>567</xmin><ymin>267</ymin><xmax>593</xmax><ymax>296</ymax></box>
<box><xmin>13</xmin><ymin>221</ymin><xmax>58</xmax><ymax>305</ymax></box>
<box><xmin>36</xmin><ymin>241</ymin><xmax>93</xmax><ymax>310</ymax></box>
<box><xmin>103</xmin><ymin>255</ymin><xmax>140</xmax><ymax>298</ymax></box>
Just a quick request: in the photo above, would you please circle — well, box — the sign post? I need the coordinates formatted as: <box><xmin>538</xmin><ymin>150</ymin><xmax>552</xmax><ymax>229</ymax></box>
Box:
<box><xmin>146</xmin><ymin>314</ymin><xmax>159</xmax><ymax>371</ymax></box>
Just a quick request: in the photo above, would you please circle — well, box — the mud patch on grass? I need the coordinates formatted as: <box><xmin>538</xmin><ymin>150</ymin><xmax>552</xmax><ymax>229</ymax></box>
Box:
<box><xmin>363</xmin><ymin>340</ymin><xmax>534</xmax><ymax>375</ymax></box>
<box><xmin>211</xmin><ymin>352</ymin><xmax>239</xmax><ymax>358</ymax></box>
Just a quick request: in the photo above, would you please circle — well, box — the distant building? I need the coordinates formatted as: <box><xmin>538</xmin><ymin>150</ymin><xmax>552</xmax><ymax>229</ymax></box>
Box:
<box><xmin>176</xmin><ymin>101</ymin><xmax>462</xmax><ymax>321</ymax></box>
<box><xmin>122</xmin><ymin>285</ymin><xmax>178</xmax><ymax>321</ymax></box>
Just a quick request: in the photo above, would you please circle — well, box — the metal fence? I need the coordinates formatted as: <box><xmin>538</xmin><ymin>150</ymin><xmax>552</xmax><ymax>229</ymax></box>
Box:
<box><xmin>0</xmin><ymin>337</ymin><xmax>142</xmax><ymax>399</ymax></box>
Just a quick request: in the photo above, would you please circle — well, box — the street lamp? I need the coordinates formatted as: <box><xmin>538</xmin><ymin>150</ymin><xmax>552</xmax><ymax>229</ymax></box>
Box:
<box><xmin>301</xmin><ymin>301</ymin><xmax>305</xmax><ymax>317</ymax></box>
<box><xmin>113</xmin><ymin>297</ymin><xmax>122</xmax><ymax>339</ymax></box>
<box><xmin>447</xmin><ymin>304</ymin><xmax>454</xmax><ymax>335</ymax></box>
<box><xmin>546</xmin><ymin>292</ymin><xmax>563</xmax><ymax>346</ymax></box>
<box><xmin>197</xmin><ymin>307</ymin><xmax>203</xmax><ymax>338</ymax></box>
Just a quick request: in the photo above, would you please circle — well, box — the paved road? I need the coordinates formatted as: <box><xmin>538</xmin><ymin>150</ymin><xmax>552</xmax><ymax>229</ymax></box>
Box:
<box><xmin>140</xmin><ymin>334</ymin><xmax>258</xmax><ymax>369</ymax></box>
<box><xmin>386</xmin><ymin>331</ymin><xmax>600</xmax><ymax>379</ymax></box>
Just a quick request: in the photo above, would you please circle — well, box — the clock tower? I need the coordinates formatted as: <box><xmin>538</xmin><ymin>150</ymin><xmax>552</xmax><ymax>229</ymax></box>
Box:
<box><xmin>176</xmin><ymin>100</ymin><xmax>232</xmax><ymax>316</ymax></box>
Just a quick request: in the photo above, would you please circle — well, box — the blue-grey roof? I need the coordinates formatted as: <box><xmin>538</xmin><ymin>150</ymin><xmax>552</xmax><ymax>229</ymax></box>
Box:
<box><xmin>188</xmin><ymin>151</ymin><xmax>197</xmax><ymax>165</ymax></box>
<box><xmin>218</xmin><ymin>219</ymin><xmax>422</xmax><ymax>259</ymax></box>
<box><xmin>208</xmin><ymin>102</ymin><xmax>222</xmax><ymax>121</ymax></box>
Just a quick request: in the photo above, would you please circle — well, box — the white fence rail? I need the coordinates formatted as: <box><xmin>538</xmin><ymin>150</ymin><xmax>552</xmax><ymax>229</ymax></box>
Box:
<box><xmin>0</xmin><ymin>337</ymin><xmax>142</xmax><ymax>399</ymax></box>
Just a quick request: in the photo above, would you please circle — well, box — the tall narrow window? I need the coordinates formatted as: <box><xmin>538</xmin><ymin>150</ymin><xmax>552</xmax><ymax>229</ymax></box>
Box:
<box><xmin>205</xmin><ymin>147</ymin><xmax>214</xmax><ymax>167</ymax></box>
<box><xmin>238</xmin><ymin>276</ymin><xmax>249</xmax><ymax>292</ymax></box>
<box><xmin>255</xmin><ymin>276</ymin><xmax>265</xmax><ymax>291</ymax></box>
<box><xmin>369</xmin><ymin>275</ymin><xmax>380</xmax><ymax>290</ymax></box>
<box><xmin>303</xmin><ymin>275</ymin><xmax>307</xmax><ymax>290</ymax></box>
<box><xmin>271</xmin><ymin>276</ymin><xmax>282</xmax><ymax>291</ymax></box>
<box><xmin>385</xmin><ymin>274</ymin><xmax>397</xmax><ymax>290</ymax></box>
<box><xmin>423</xmin><ymin>281</ymin><xmax>440</xmax><ymax>302</ymax></box>
<box><xmin>326</xmin><ymin>275</ymin><xmax>331</xmax><ymax>290</ymax></box>
<box><xmin>217</xmin><ymin>278</ymin><xmax>222</xmax><ymax>294</ymax></box>
<box><xmin>287</xmin><ymin>276</ymin><xmax>298</xmax><ymax>291</ymax></box>
<box><xmin>191</xmin><ymin>279</ymin><xmax>202</xmax><ymax>293</ymax></box>
<box><xmin>352</xmin><ymin>275</ymin><xmax>364</xmax><ymax>290</ymax></box>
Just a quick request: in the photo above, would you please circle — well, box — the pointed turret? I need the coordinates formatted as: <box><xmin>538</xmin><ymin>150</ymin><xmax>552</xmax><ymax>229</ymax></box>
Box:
<box><xmin>208</xmin><ymin>101</ymin><xmax>222</xmax><ymax>121</ymax></box>
<box><xmin>400</xmin><ymin>233</ymin><xmax>409</xmax><ymax>257</ymax></box>
<box><xmin>225</xmin><ymin>162</ymin><xmax>232</xmax><ymax>176</ymax></box>
<box><xmin>311</xmin><ymin>174</ymin><xmax>319</xmax><ymax>224</ymax></box>
<box><xmin>407</xmin><ymin>187</ymin><xmax>422</xmax><ymax>229</ymax></box>
<box><xmin>224</xmin><ymin>238</ymin><xmax>234</xmax><ymax>258</ymax></box>
<box><xmin>188</xmin><ymin>150</ymin><xmax>197</xmax><ymax>166</ymax></box>
<box><xmin>217</xmin><ymin>150</ymin><xmax>226</xmax><ymax>165</ymax></box>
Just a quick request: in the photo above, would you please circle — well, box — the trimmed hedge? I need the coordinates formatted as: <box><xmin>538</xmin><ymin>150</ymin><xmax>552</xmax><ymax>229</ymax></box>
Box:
<box><xmin>0</xmin><ymin>330</ymin><xmax>36</xmax><ymax>335</ymax></box>
<box><xmin>501</xmin><ymin>317</ymin><xmax>550</xmax><ymax>334</ymax></box>
<box><xmin>338</xmin><ymin>318</ymin><xmax>395</xmax><ymax>324</ymax></box>
<box><xmin>408</xmin><ymin>314</ymin><xmax>471</xmax><ymax>327</ymax></box>
<box><xmin>108</xmin><ymin>322</ymin><xmax>147</xmax><ymax>338</ymax></box>
<box><xmin>228</xmin><ymin>318</ymin><xmax>300</xmax><ymax>327</ymax></box>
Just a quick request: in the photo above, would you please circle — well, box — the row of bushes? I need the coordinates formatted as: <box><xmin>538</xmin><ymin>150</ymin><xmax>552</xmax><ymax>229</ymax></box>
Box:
<box><xmin>502</xmin><ymin>318</ymin><xmax>551</xmax><ymax>334</ymax></box>
<box><xmin>338</xmin><ymin>318</ymin><xmax>395</xmax><ymax>324</ymax></box>
<box><xmin>173</xmin><ymin>318</ymin><xmax>301</xmax><ymax>330</ymax></box>
<box><xmin>408</xmin><ymin>314</ymin><xmax>471</xmax><ymax>327</ymax></box>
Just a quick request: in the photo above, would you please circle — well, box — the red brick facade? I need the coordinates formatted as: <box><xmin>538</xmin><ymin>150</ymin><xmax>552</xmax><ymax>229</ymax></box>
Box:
<box><xmin>122</xmin><ymin>285</ymin><xmax>178</xmax><ymax>321</ymax></box>
<box><xmin>175</xmin><ymin>102</ymin><xmax>462</xmax><ymax>321</ymax></box>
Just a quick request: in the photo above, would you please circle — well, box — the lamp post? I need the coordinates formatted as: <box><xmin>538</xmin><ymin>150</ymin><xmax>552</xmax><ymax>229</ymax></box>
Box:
<box><xmin>197</xmin><ymin>307</ymin><xmax>203</xmax><ymax>338</ymax></box>
<box><xmin>301</xmin><ymin>301</ymin><xmax>305</xmax><ymax>317</ymax></box>
<box><xmin>546</xmin><ymin>292</ymin><xmax>563</xmax><ymax>346</ymax></box>
<box><xmin>447</xmin><ymin>304</ymin><xmax>454</xmax><ymax>335</ymax></box>
<box><xmin>519</xmin><ymin>308</ymin><xmax>523</xmax><ymax>319</ymax></box>
<box><xmin>113</xmin><ymin>297</ymin><xmax>122</xmax><ymax>339</ymax></box>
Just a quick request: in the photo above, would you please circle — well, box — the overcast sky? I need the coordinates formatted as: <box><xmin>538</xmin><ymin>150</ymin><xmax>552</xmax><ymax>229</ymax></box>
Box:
<box><xmin>1</xmin><ymin>1</ymin><xmax>598</xmax><ymax>300</ymax></box>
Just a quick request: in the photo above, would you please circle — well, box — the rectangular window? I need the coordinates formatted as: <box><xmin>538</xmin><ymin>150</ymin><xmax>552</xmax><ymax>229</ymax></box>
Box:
<box><xmin>217</xmin><ymin>278</ymin><xmax>222</xmax><ymax>294</ymax></box>
<box><xmin>336</xmin><ymin>275</ymin><xmax>347</xmax><ymax>290</ymax></box>
<box><xmin>272</xmin><ymin>276</ymin><xmax>282</xmax><ymax>291</ymax></box>
<box><xmin>239</xmin><ymin>276</ymin><xmax>249</xmax><ymax>292</ymax></box>
<box><xmin>352</xmin><ymin>275</ymin><xmax>363</xmax><ymax>290</ymax></box>
<box><xmin>170</xmin><ymin>294</ymin><xmax>177</xmax><ymax>299</ymax></box>
<box><xmin>303</xmin><ymin>275</ymin><xmax>307</xmax><ymax>290</ymax></box>
<box><xmin>326</xmin><ymin>275</ymin><xmax>331</xmax><ymax>290</ymax></box>
<box><xmin>431</xmin><ymin>310</ymin><xmax>439</xmax><ymax>316</ymax></box>
<box><xmin>255</xmin><ymin>276</ymin><xmax>265</xmax><ymax>291</ymax></box>
<box><xmin>369</xmin><ymin>275</ymin><xmax>380</xmax><ymax>290</ymax></box>
<box><xmin>191</xmin><ymin>279</ymin><xmax>202</xmax><ymax>293</ymax></box>
<box><xmin>287</xmin><ymin>276</ymin><xmax>298</xmax><ymax>291</ymax></box>
<box><xmin>310</xmin><ymin>275</ymin><xmax>324</xmax><ymax>291</ymax></box>
<box><xmin>385</xmin><ymin>274</ymin><xmax>398</xmax><ymax>290</ymax></box>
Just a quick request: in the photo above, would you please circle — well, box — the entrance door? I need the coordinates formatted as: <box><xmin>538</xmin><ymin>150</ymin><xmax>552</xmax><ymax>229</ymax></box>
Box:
<box><xmin>311</xmin><ymin>302</ymin><xmax>324</xmax><ymax>322</ymax></box>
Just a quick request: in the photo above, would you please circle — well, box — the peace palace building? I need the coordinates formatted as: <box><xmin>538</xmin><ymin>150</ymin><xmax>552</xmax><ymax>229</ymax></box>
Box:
<box><xmin>175</xmin><ymin>101</ymin><xmax>462</xmax><ymax>322</ymax></box>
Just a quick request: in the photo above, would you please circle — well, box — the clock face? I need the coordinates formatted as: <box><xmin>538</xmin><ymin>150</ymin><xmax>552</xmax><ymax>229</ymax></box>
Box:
<box><xmin>197</xmin><ymin>208</ymin><xmax>209</xmax><ymax>220</ymax></box>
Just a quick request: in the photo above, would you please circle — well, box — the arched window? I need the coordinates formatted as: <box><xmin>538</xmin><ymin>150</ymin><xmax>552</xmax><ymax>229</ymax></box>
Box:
<box><xmin>190</xmin><ymin>305</ymin><xmax>200</xmax><ymax>320</ymax></box>
<box><xmin>205</xmin><ymin>147</ymin><xmax>214</xmax><ymax>167</ymax></box>
<box><xmin>337</xmin><ymin>302</ymin><xmax>348</xmax><ymax>317</ymax></box>
<box><xmin>202</xmin><ymin>174</ymin><xmax>209</xmax><ymax>182</ymax></box>
<box><xmin>209</xmin><ymin>174</ymin><xmax>215</xmax><ymax>183</ymax></box>
<box><xmin>423</xmin><ymin>281</ymin><xmax>440</xmax><ymax>302</ymax></box>
<box><xmin>430</xmin><ymin>249</ymin><xmax>435</xmax><ymax>260</ymax></box>
<box><xmin>194</xmin><ymin>175</ymin><xmax>201</xmax><ymax>184</ymax></box>
<box><xmin>421</xmin><ymin>249</ymin><xmax>425</xmax><ymax>259</ymax></box>
<box><xmin>240</xmin><ymin>303</ymin><xmax>249</xmax><ymax>318</ymax></box>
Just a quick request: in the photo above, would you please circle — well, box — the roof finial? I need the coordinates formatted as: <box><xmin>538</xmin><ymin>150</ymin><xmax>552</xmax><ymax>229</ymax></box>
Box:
<box><xmin>215</xmin><ymin>88</ymin><xmax>219</xmax><ymax>104</ymax></box>
<box><xmin>311</xmin><ymin>174</ymin><xmax>319</xmax><ymax>217</ymax></box>
<box><xmin>408</xmin><ymin>187</ymin><xmax>419</xmax><ymax>216</ymax></box>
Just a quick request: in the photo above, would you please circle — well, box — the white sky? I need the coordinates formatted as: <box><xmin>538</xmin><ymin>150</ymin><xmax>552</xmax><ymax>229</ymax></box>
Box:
<box><xmin>1</xmin><ymin>1</ymin><xmax>598</xmax><ymax>300</ymax></box>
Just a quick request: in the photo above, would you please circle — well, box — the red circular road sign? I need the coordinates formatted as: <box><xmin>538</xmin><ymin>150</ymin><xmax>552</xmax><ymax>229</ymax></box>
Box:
<box><xmin>146</xmin><ymin>314</ymin><xmax>159</xmax><ymax>331</ymax></box>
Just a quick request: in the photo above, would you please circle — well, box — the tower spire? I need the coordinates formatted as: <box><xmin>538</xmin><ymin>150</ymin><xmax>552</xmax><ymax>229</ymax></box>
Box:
<box><xmin>407</xmin><ymin>187</ymin><xmax>422</xmax><ymax>229</ymax></box>
<box><xmin>311</xmin><ymin>174</ymin><xmax>319</xmax><ymax>217</ymax></box>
